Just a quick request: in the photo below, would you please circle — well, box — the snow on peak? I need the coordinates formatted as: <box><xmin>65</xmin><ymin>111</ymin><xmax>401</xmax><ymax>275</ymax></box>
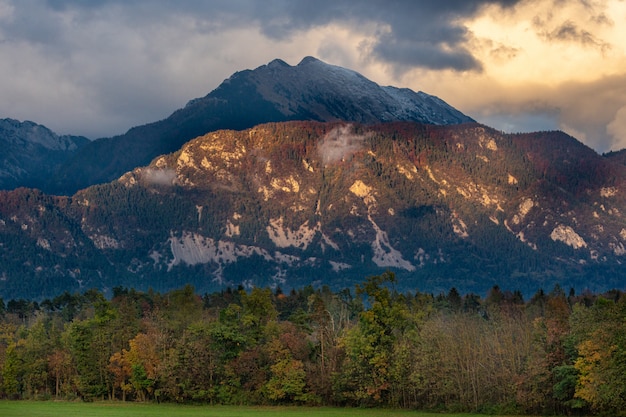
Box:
<box><xmin>211</xmin><ymin>57</ymin><xmax>474</xmax><ymax>126</ymax></box>
<box><xmin>298</xmin><ymin>56</ymin><xmax>321</xmax><ymax>66</ymax></box>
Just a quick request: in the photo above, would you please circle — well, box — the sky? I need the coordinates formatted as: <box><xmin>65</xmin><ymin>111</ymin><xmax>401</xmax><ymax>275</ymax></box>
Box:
<box><xmin>0</xmin><ymin>1</ymin><xmax>625</xmax><ymax>153</ymax></box>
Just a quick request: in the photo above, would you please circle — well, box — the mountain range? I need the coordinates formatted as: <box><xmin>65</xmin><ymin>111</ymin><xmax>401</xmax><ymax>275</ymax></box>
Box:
<box><xmin>1</xmin><ymin>57</ymin><xmax>625</xmax><ymax>300</ymax></box>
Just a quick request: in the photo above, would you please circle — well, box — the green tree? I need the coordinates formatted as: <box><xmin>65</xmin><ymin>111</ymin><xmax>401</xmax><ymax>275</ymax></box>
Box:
<box><xmin>21</xmin><ymin>318</ymin><xmax>54</xmax><ymax>398</ymax></box>
<box><xmin>1</xmin><ymin>342</ymin><xmax>22</xmax><ymax>398</ymax></box>
<box><xmin>240</xmin><ymin>287</ymin><xmax>278</xmax><ymax>342</ymax></box>
<box><xmin>337</xmin><ymin>272</ymin><xmax>408</xmax><ymax>405</ymax></box>
<box><xmin>163</xmin><ymin>321</ymin><xmax>218</xmax><ymax>402</ymax></box>
<box><xmin>65</xmin><ymin>293</ymin><xmax>116</xmax><ymax>400</ymax></box>
<box><xmin>571</xmin><ymin>297</ymin><xmax>626</xmax><ymax>414</ymax></box>
<box><xmin>263</xmin><ymin>333</ymin><xmax>309</xmax><ymax>403</ymax></box>
<box><xmin>161</xmin><ymin>285</ymin><xmax>203</xmax><ymax>333</ymax></box>
<box><xmin>130</xmin><ymin>364</ymin><xmax>152</xmax><ymax>402</ymax></box>
<box><xmin>203</xmin><ymin>304</ymin><xmax>250</xmax><ymax>404</ymax></box>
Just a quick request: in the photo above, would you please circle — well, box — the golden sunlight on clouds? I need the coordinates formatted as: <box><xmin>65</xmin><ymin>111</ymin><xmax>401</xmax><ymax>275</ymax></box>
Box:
<box><xmin>467</xmin><ymin>0</ymin><xmax>626</xmax><ymax>84</ymax></box>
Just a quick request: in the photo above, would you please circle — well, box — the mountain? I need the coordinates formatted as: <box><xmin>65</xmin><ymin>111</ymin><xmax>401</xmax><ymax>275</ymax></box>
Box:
<box><xmin>50</xmin><ymin>57</ymin><xmax>473</xmax><ymax>195</ymax></box>
<box><xmin>1</xmin><ymin>121</ymin><xmax>625</xmax><ymax>300</ymax></box>
<box><xmin>0</xmin><ymin>118</ymin><xmax>89</xmax><ymax>190</ymax></box>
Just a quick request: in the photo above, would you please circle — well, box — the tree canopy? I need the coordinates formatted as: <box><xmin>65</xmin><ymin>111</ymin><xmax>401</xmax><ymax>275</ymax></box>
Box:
<box><xmin>0</xmin><ymin>276</ymin><xmax>625</xmax><ymax>415</ymax></box>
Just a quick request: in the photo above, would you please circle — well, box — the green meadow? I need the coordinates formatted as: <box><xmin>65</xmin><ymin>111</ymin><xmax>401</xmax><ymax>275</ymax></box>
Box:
<box><xmin>0</xmin><ymin>402</ymin><xmax>531</xmax><ymax>417</ymax></box>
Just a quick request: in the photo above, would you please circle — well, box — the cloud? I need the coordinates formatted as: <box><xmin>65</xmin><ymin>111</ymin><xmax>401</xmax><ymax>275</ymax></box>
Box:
<box><xmin>536</xmin><ymin>19</ymin><xmax>611</xmax><ymax>51</ymax></box>
<box><xmin>608</xmin><ymin>106</ymin><xmax>626</xmax><ymax>150</ymax></box>
<box><xmin>141</xmin><ymin>168</ymin><xmax>177</xmax><ymax>187</ymax></box>
<box><xmin>480</xmin><ymin>111</ymin><xmax>561</xmax><ymax>134</ymax></box>
<box><xmin>6</xmin><ymin>1</ymin><xmax>525</xmax><ymax>76</ymax></box>
<box><xmin>370</xmin><ymin>32</ymin><xmax>483</xmax><ymax>73</ymax></box>
<box><xmin>317</xmin><ymin>125</ymin><xmax>369</xmax><ymax>164</ymax></box>
<box><xmin>253</xmin><ymin>0</ymin><xmax>523</xmax><ymax>73</ymax></box>
<box><xmin>552</xmin><ymin>75</ymin><xmax>626</xmax><ymax>152</ymax></box>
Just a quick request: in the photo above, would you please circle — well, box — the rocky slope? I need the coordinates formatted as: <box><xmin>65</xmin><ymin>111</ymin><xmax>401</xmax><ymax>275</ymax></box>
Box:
<box><xmin>51</xmin><ymin>57</ymin><xmax>473</xmax><ymax>195</ymax></box>
<box><xmin>1</xmin><ymin>121</ymin><xmax>625</xmax><ymax>299</ymax></box>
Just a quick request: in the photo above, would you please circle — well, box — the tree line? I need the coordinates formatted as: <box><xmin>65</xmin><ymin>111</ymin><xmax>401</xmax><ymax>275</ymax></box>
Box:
<box><xmin>1</xmin><ymin>272</ymin><xmax>625</xmax><ymax>415</ymax></box>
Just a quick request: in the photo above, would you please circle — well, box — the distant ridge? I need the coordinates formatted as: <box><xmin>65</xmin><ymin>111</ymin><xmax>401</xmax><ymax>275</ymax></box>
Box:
<box><xmin>50</xmin><ymin>57</ymin><xmax>473</xmax><ymax>195</ymax></box>
<box><xmin>0</xmin><ymin>118</ymin><xmax>89</xmax><ymax>191</ymax></box>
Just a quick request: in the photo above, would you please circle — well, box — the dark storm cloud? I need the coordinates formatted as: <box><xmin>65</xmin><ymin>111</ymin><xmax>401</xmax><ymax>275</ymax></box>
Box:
<box><xmin>36</xmin><ymin>0</ymin><xmax>524</xmax><ymax>72</ymax></box>
<box><xmin>250</xmin><ymin>0</ymin><xmax>524</xmax><ymax>72</ymax></box>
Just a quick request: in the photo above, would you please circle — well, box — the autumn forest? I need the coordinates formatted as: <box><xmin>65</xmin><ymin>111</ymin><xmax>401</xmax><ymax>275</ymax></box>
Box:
<box><xmin>1</xmin><ymin>272</ymin><xmax>625</xmax><ymax>415</ymax></box>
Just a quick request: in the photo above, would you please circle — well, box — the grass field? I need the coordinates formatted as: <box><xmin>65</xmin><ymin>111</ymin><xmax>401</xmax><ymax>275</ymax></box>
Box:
<box><xmin>0</xmin><ymin>401</ymin><xmax>533</xmax><ymax>417</ymax></box>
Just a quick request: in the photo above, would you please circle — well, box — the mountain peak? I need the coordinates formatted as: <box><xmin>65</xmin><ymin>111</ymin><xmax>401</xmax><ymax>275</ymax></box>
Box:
<box><xmin>267</xmin><ymin>58</ymin><xmax>290</xmax><ymax>68</ymax></box>
<box><xmin>297</xmin><ymin>56</ymin><xmax>322</xmax><ymax>66</ymax></box>
<box><xmin>225</xmin><ymin>56</ymin><xmax>474</xmax><ymax>126</ymax></box>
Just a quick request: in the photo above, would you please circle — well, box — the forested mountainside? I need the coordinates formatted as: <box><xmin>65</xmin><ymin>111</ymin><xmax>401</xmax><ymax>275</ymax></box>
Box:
<box><xmin>1</xmin><ymin>121</ymin><xmax>625</xmax><ymax>300</ymax></box>
<box><xmin>49</xmin><ymin>57</ymin><xmax>473</xmax><ymax>195</ymax></box>
<box><xmin>1</xmin><ymin>274</ymin><xmax>626</xmax><ymax>415</ymax></box>
<box><xmin>604</xmin><ymin>148</ymin><xmax>626</xmax><ymax>166</ymax></box>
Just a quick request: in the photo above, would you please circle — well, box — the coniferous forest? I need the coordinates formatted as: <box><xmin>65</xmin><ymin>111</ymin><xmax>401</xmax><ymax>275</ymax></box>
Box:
<box><xmin>1</xmin><ymin>272</ymin><xmax>625</xmax><ymax>415</ymax></box>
